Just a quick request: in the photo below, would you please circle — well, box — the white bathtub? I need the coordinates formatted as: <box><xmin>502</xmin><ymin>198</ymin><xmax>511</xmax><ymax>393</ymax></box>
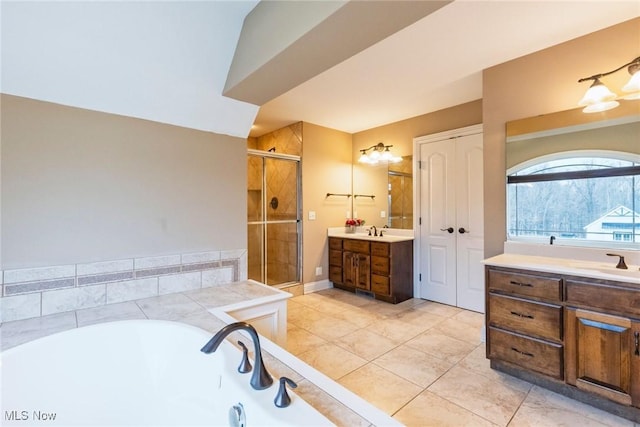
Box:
<box><xmin>0</xmin><ymin>320</ymin><xmax>334</xmax><ymax>426</ymax></box>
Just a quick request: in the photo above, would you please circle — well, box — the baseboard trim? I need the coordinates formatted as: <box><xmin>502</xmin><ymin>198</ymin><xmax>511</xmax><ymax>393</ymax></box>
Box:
<box><xmin>304</xmin><ymin>279</ymin><xmax>332</xmax><ymax>294</ymax></box>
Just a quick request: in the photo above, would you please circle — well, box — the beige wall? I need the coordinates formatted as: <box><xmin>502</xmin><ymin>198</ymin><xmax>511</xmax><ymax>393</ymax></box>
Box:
<box><xmin>483</xmin><ymin>17</ymin><xmax>640</xmax><ymax>258</ymax></box>
<box><xmin>351</xmin><ymin>99</ymin><xmax>482</xmax><ymax>223</ymax></box>
<box><xmin>1</xmin><ymin>94</ymin><xmax>247</xmax><ymax>269</ymax></box>
<box><xmin>301</xmin><ymin>122</ymin><xmax>353</xmax><ymax>284</ymax></box>
<box><xmin>507</xmin><ymin>121</ymin><xmax>640</xmax><ymax>170</ymax></box>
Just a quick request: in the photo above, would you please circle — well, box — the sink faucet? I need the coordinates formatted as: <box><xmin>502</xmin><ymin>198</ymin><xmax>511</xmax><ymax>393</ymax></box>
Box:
<box><xmin>371</xmin><ymin>225</ymin><xmax>378</xmax><ymax>236</ymax></box>
<box><xmin>201</xmin><ymin>321</ymin><xmax>273</xmax><ymax>390</ymax></box>
<box><xmin>606</xmin><ymin>253</ymin><xmax>628</xmax><ymax>270</ymax></box>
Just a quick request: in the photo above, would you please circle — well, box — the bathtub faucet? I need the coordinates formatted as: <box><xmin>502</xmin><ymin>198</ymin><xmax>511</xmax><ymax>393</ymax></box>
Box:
<box><xmin>200</xmin><ymin>321</ymin><xmax>273</xmax><ymax>390</ymax></box>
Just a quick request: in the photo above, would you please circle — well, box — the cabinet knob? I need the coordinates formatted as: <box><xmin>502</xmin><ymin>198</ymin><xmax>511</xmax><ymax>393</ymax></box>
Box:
<box><xmin>635</xmin><ymin>331</ymin><xmax>639</xmax><ymax>356</ymax></box>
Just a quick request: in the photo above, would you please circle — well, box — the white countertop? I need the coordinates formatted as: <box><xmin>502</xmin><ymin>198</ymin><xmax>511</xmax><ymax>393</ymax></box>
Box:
<box><xmin>327</xmin><ymin>227</ymin><xmax>414</xmax><ymax>243</ymax></box>
<box><xmin>483</xmin><ymin>253</ymin><xmax>640</xmax><ymax>285</ymax></box>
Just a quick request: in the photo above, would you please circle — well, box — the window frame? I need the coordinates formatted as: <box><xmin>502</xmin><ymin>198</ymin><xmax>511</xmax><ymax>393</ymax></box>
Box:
<box><xmin>506</xmin><ymin>150</ymin><xmax>640</xmax><ymax>250</ymax></box>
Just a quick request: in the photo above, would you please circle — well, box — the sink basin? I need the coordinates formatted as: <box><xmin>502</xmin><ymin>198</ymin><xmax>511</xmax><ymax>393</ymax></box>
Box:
<box><xmin>331</xmin><ymin>232</ymin><xmax>413</xmax><ymax>242</ymax></box>
<box><xmin>578</xmin><ymin>266</ymin><xmax>639</xmax><ymax>278</ymax></box>
<box><xmin>569</xmin><ymin>262</ymin><xmax>640</xmax><ymax>279</ymax></box>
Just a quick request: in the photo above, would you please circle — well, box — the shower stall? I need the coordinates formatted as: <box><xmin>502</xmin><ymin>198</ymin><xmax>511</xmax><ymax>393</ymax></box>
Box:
<box><xmin>247</xmin><ymin>149</ymin><xmax>301</xmax><ymax>287</ymax></box>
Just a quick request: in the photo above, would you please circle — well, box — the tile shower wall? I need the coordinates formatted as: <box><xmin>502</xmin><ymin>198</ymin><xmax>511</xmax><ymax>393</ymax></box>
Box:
<box><xmin>0</xmin><ymin>249</ymin><xmax>247</xmax><ymax>322</ymax></box>
<box><xmin>248</xmin><ymin>122</ymin><xmax>301</xmax><ymax>285</ymax></box>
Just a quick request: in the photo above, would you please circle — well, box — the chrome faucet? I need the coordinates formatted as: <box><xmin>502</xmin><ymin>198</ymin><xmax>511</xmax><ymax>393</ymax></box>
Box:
<box><xmin>201</xmin><ymin>322</ymin><xmax>273</xmax><ymax>390</ymax></box>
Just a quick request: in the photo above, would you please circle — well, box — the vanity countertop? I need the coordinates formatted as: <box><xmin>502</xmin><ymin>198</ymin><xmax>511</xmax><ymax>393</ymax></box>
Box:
<box><xmin>327</xmin><ymin>227</ymin><xmax>414</xmax><ymax>243</ymax></box>
<box><xmin>328</xmin><ymin>232</ymin><xmax>413</xmax><ymax>243</ymax></box>
<box><xmin>483</xmin><ymin>253</ymin><xmax>640</xmax><ymax>285</ymax></box>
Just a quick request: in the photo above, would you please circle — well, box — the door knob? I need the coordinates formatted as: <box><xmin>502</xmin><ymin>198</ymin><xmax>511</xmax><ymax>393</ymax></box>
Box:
<box><xmin>458</xmin><ymin>227</ymin><xmax>469</xmax><ymax>234</ymax></box>
<box><xmin>440</xmin><ymin>227</ymin><xmax>454</xmax><ymax>233</ymax></box>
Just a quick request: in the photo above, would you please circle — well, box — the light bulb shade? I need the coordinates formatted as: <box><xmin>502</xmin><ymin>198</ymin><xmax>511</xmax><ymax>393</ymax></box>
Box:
<box><xmin>369</xmin><ymin>150</ymin><xmax>381</xmax><ymax>160</ymax></box>
<box><xmin>622</xmin><ymin>68</ymin><xmax>640</xmax><ymax>94</ymax></box>
<box><xmin>578</xmin><ymin>79</ymin><xmax>617</xmax><ymax>106</ymax></box>
<box><xmin>358</xmin><ymin>152</ymin><xmax>370</xmax><ymax>163</ymax></box>
<box><xmin>380</xmin><ymin>148</ymin><xmax>394</xmax><ymax>161</ymax></box>
<box><xmin>582</xmin><ymin>101</ymin><xmax>619</xmax><ymax>113</ymax></box>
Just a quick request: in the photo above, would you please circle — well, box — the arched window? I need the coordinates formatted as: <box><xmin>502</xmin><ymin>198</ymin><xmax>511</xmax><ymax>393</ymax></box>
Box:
<box><xmin>507</xmin><ymin>151</ymin><xmax>640</xmax><ymax>247</ymax></box>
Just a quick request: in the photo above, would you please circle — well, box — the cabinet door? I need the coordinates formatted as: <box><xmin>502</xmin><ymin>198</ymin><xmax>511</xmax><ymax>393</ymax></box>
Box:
<box><xmin>566</xmin><ymin>308</ymin><xmax>638</xmax><ymax>406</ymax></box>
<box><xmin>343</xmin><ymin>252</ymin><xmax>355</xmax><ymax>287</ymax></box>
<box><xmin>355</xmin><ymin>254</ymin><xmax>370</xmax><ymax>291</ymax></box>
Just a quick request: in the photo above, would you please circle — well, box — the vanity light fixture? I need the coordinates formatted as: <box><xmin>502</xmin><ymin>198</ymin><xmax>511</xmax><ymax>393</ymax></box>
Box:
<box><xmin>577</xmin><ymin>55</ymin><xmax>640</xmax><ymax>113</ymax></box>
<box><xmin>358</xmin><ymin>142</ymin><xmax>402</xmax><ymax>164</ymax></box>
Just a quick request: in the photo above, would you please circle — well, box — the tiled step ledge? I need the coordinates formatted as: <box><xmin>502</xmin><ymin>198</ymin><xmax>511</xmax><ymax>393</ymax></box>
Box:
<box><xmin>0</xmin><ymin>249</ymin><xmax>247</xmax><ymax>322</ymax></box>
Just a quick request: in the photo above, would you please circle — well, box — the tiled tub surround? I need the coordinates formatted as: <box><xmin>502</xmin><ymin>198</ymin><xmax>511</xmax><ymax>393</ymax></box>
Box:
<box><xmin>0</xmin><ymin>250</ymin><xmax>247</xmax><ymax>322</ymax></box>
<box><xmin>0</xmin><ymin>282</ymin><xmax>396</xmax><ymax>427</ymax></box>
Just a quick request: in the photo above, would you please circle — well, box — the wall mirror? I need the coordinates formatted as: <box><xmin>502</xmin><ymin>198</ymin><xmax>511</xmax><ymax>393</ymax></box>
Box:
<box><xmin>505</xmin><ymin>102</ymin><xmax>640</xmax><ymax>248</ymax></box>
<box><xmin>387</xmin><ymin>156</ymin><xmax>413</xmax><ymax>229</ymax></box>
<box><xmin>352</xmin><ymin>155</ymin><xmax>413</xmax><ymax>230</ymax></box>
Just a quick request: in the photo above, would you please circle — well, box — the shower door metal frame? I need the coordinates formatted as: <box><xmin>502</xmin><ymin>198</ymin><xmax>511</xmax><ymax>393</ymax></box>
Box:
<box><xmin>247</xmin><ymin>149</ymin><xmax>302</xmax><ymax>287</ymax></box>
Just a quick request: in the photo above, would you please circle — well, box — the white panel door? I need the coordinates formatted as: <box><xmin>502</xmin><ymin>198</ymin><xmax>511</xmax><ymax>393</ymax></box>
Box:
<box><xmin>419</xmin><ymin>139</ymin><xmax>457</xmax><ymax>306</ymax></box>
<box><xmin>455</xmin><ymin>133</ymin><xmax>485</xmax><ymax>313</ymax></box>
<box><xmin>416</xmin><ymin>127</ymin><xmax>485</xmax><ymax>313</ymax></box>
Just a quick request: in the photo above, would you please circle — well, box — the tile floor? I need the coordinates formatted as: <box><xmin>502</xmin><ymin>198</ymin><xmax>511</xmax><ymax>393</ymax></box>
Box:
<box><xmin>287</xmin><ymin>288</ymin><xmax>638</xmax><ymax>427</ymax></box>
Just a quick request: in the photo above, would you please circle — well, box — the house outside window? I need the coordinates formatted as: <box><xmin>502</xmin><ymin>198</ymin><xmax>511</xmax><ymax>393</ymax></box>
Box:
<box><xmin>507</xmin><ymin>152</ymin><xmax>640</xmax><ymax>248</ymax></box>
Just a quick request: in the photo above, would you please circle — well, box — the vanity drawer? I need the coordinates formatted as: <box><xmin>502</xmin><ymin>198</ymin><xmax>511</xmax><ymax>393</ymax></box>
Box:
<box><xmin>329</xmin><ymin>266</ymin><xmax>343</xmax><ymax>284</ymax></box>
<box><xmin>489</xmin><ymin>294</ymin><xmax>562</xmax><ymax>341</ymax></box>
<box><xmin>565</xmin><ymin>279</ymin><xmax>640</xmax><ymax>317</ymax></box>
<box><xmin>371</xmin><ymin>274</ymin><xmax>390</xmax><ymax>296</ymax></box>
<box><xmin>344</xmin><ymin>239</ymin><xmax>370</xmax><ymax>254</ymax></box>
<box><xmin>371</xmin><ymin>242</ymin><xmax>390</xmax><ymax>257</ymax></box>
<box><xmin>371</xmin><ymin>256</ymin><xmax>390</xmax><ymax>275</ymax></box>
<box><xmin>329</xmin><ymin>238</ymin><xmax>343</xmax><ymax>250</ymax></box>
<box><xmin>488</xmin><ymin>269</ymin><xmax>562</xmax><ymax>302</ymax></box>
<box><xmin>329</xmin><ymin>249</ymin><xmax>343</xmax><ymax>267</ymax></box>
<box><xmin>489</xmin><ymin>327</ymin><xmax>563</xmax><ymax>379</ymax></box>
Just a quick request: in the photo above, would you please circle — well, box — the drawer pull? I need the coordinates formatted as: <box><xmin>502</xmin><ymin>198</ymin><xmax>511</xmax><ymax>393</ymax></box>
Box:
<box><xmin>509</xmin><ymin>280</ymin><xmax>533</xmax><ymax>288</ymax></box>
<box><xmin>635</xmin><ymin>332</ymin><xmax>639</xmax><ymax>356</ymax></box>
<box><xmin>511</xmin><ymin>347</ymin><xmax>534</xmax><ymax>358</ymax></box>
<box><xmin>510</xmin><ymin>310</ymin><xmax>534</xmax><ymax>320</ymax></box>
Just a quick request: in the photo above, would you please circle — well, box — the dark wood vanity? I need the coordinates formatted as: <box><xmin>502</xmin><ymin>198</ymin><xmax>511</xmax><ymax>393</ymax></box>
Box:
<box><xmin>329</xmin><ymin>236</ymin><xmax>413</xmax><ymax>303</ymax></box>
<box><xmin>485</xmin><ymin>262</ymin><xmax>640</xmax><ymax>422</ymax></box>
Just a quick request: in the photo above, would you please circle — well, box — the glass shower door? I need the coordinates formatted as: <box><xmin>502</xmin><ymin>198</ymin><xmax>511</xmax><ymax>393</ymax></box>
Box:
<box><xmin>247</xmin><ymin>152</ymin><xmax>301</xmax><ymax>286</ymax></box>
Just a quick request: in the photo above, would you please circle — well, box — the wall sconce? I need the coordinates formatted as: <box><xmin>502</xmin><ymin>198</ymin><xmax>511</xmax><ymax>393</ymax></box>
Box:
<box><xmin>358</xmin><ymin>142</ymin><xmax>402</xmax><ymax>165</ymax></box>
<box><xmin>577</xmin><ymin>55</ymin><xmax>640</xmax><ymax>113</ymax></box>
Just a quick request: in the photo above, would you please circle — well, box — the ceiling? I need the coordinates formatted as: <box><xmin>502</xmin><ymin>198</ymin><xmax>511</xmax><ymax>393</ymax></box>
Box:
<box><xmin>252</xmin><ymin>1</ymin><xmax>640</xmax><ymax>137</ymax></box>
<box><xmin>2</xmin><ymin>1</ymin><xmax>639</xmax><ymax>140</ymax></box>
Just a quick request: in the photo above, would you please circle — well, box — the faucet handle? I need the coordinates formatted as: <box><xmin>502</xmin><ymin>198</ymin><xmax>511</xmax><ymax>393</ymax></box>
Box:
<box><xmin>274</xmin><ymin>377</ymin><xmax>297</xmax><ymax>408</ymax></box>
<box><xmin>237</xmin><ymin>341</ymin><xmax>252</xmax><ymax>373</ymax></box>
<box><xmin>606</xmin><ymin>253</ymin><xmax>628</xmax><ymax>270</ymax></box>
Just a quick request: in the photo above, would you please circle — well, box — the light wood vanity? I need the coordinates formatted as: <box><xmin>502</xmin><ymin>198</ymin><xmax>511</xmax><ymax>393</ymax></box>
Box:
<box><xmin>484</xmin><ymin>254</ymin><xmax>640</xmax><ymax>422</ymax></box>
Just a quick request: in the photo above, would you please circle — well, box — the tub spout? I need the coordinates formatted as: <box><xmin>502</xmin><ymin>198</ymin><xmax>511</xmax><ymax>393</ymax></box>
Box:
<box><xmin>201</xmin><ymin>322</ymin><xmax>273</xmax><ymax>390</ymax></box>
